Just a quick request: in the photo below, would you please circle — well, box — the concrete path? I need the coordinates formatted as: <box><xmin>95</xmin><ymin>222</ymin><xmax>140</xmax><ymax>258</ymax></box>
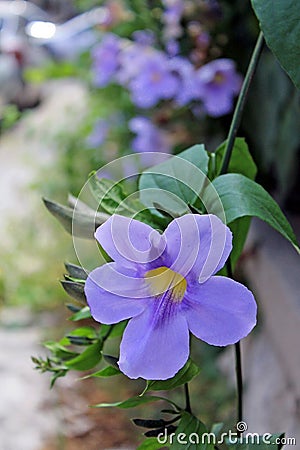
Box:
<box><xmin>0</xmin><ymin>79</ymin><xmax>89</xmax><ymax>450</ymax></box>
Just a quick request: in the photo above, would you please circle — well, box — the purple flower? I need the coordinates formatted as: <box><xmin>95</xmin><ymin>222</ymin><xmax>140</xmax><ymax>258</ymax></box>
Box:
<box><xmin>85</xmin><ymin>214</ymin><xmax>257</xmax><ymax>380</ymax></box>
<box><xmin>116</xmin><ymin>43</ymin><xmax>148</xmax><ymax>85</ymax></box>
<box><xmin>86</xmin><ymin>119</ymin><xmax>109</xmax><ymax>148</ymax></box>
<box><xmin>165</xmin><ymin>39</ymin><xmax>180</xmax><ymax>56</ymax></box>
<box><xmin>132</xmin><ymin>29</ymin><xmax>156</xmax><ymax>46</ymax></box>
<box><xmin>129</xmin><ymin>117</ymin><xmax>171</xmax><ymax>154</ymax></box>
<box><xmin>92</xmin><ymin>33</ymin><xmax>121</xmax><ymax>87</ymax></box>
<box><xmin>162</xmin><ymin>0</ymin><xmax>184</xmax><ymax>40</ymax></box>
<box><xmin>170</xmin><ymin>57</ymin><xmax>199</xmax><ymax>106</ymax></box>
<box><xmin>129</xmin><ymin>53</ymin><xmax>179</xmax><ymax>108</ymax></box>
<box><xmin>195</xmin><ymin>58</ymin><xmax>242</xmax><ymax>117</ymax></box>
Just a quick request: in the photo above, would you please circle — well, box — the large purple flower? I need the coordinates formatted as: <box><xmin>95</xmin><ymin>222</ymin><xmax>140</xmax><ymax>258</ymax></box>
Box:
<box><xmin>195</xmin><ymin>58</ymin><xmax>242</xmax><ymax>117</ymax></box>
<box><xmin>85</xmin><ymin>214</ymin><xmax>257</xmax><ymax>380</ymax></box>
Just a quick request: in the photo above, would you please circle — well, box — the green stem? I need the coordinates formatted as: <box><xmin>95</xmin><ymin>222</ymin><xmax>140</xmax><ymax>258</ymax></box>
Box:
<box><xmin>219</xmin><ymin>31</ymin><xmax>264</xmax><ymax>175</ymax></box>
<box><xmin>220</xmin><ymin>31</ymin><xmax>264</xmax><ymax>430</ymax></box>
<box><xmin>226</xmin><ymin>260</ymin><xmax>243</xmax><ymax>427</ymax></box>
<box><xmin>184</xmin><ymin>383</ymin><xmax>192</xmax><ymax>413</ymax></box>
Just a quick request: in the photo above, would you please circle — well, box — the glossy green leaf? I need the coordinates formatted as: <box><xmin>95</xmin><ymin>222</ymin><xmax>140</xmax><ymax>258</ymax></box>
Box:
<box><xmin>204</xmin><ymin>174</ymin><xmax>299</xmax><ymax>252</ymax></box>
<box><xmin>65</xmin><ymin>341</ymin><xmax>102</xmax><ymax>371</ymax></box>
<box><xmin>209</xmin><ymin>138</ymin><xmax>257</xmax><ymax>181</ymax></box>
<box><xmin>93</xmin><ymin>395</ymin><xmax>177</xmax><ymax>409</ymax></box>
<box><xmin>69</xmin><ymin>306</ymin><xmax>91</xmax><ymax>321</ymax></box>
<box><xmin>144</xmin><ymin>360</ymin><xmax>200</xmax><ymax>393</ymax></box>
<box><xmin>170</xmin><ymin>412</ymin><xmax>213</xmax><ymax>449</ymax></box>
<box><xmin>85</xmin><ymin>365</ymin><xmax>121</xmax><ymax>378</ymax></box>
<box><xmin>208</xmin><ymin>139</ymin><xmax>256</xmax><ymax>267</ymax></box>
<box><xmin>251</xmin><ymin>0</ymin><xmax>300</xmax><ymax>89</ymax></box>
<box><xmin>139</xmin><ymin>145</ymin><xmax>209</xmax><ymax>216</ymax></box>
<box><xmin>100</xmin><ymin>321</ymin><xmax>127</xmax><ymax>338</ymax></box>
<box><xmin>90</xmin><ymin>177</ymin><xmax>164</xmax><ymax>229</ymax></box>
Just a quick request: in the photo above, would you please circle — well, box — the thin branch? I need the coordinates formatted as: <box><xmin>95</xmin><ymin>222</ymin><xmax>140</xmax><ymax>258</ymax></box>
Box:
<box><xmin>184</xmin><ymin>383</ymin><xmax>192</xmax><ymax>413</ymax></box>
<box><xmin>219</xmin><ymin>31</ymin><xmax>264</xmax><ymax>175</ymax></box>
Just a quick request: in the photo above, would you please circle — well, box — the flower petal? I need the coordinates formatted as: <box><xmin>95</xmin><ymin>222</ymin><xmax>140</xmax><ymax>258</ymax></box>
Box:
<box><xmin>184</xmin><ymin>276</ymin><xmax>257</xmax><ymax>346</ymax></box>
<box><xmin>163</xmin><ymin>214</ymin><xmax>232</xmax><ymax>282</ymax></box>
<box><xmin>95</xmin><ymin>214</ymin><xmax>165</xmax><ymax>268</ymax></box>
<box><xmin>118</xmin><ymin>303</ymin><xmax>189</xmax><ymax>379</ymax></box>
<box><xmin>84</xmin><ymin>263</ymin><xmax>150</xmax><ymax>324</ymax></box>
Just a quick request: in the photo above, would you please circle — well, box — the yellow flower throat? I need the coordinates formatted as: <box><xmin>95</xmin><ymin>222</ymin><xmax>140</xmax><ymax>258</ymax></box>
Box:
<box><xmin>145</xmin><ymin>266</ymin><xmax>187</xmax><ymax>302</ymax></box>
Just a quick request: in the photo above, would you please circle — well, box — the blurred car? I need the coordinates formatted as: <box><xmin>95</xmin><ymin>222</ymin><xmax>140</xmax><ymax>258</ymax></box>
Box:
<box><xmin>25</xmin><ymin>7</ymin><xmax>107</xmax><ymax>61</ymax></box>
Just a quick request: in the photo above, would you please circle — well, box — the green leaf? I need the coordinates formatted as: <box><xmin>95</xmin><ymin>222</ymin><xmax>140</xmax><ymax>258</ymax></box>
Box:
<box><xmin>170</xmin><ymin>412</ymin><xmax>213</xmax><ymax>450</ymax></box>
<box><xmin>100</xmin><ymin>321</ymin><xmax>127</xmax><ymax>338</ymax></box>
<box><xmin>144</xmin><ymin>360</ymin><xmax>200</xmax><ymax>393</ymax></box>
<box><xmin>61</xmin><ymin>280</ymin><xmax>86</xmax><ymax>304</ymax></box>
<box><xmin>228</xmin><ymin>217</ymin><xmax>252</xmax><ymax>268</ymax></box>
<box><xmin>65</xmin><ymin>341</ymin><xmax>102</xmax><ymax>371</ymax></box>
<box><xmin>103</xmin><ymin>354</ymin><xmax>119</xmax><ymax>369</ymax></box>
<box><xmin>139</xmin><ymin>145</ymin><xmax>209</xmax><ymax>216</ymax></box>
<box><xmin>65</xmin><ymin>262</ymin><xmax>88</xmax><ymax>280</ymax></box>
<box><xmin>66</xmin><ymin>327</ymin><xmax>97</xmax><ymax>345</ymax></box>
<box><xmin>43</xmin><ymin>198</ymin><xmax>108</xmax><ymax>239</ymax></box>
<box><xmin>204</xmin><ymin>174</ymin><xmax>299</xmax><ymax>253</ymax></box>
<box><xmin>84</xmin><ymin>365</ymin><xmax>121</xmax><ymax>378</ymax></box>
<box><xmin>89</xmin><ymin>177</ymin><xmax>164</xmax><ymax>229</ymax></box>
<box><xmin>251</xmin><ymin>0</ymin><xmax>300</xmax><ymax>89</ymax></box>
<box><xmin>226</xmin><ymin>432</ymin><xmax>285</xmax><ymax>449</ymax></box>
<box><xmin>44</xmin><ymin>341</ymin><xmax>77</xmax><ymax>361</ymax></box>
<box><xmin>209</xmin><ymin>138</ymin><xmax>257</xmax><ymax>181</ymax></box>
<box><xmin>93</xmin><ymin>395</ymin><xmax>176</xmax><ymax>409</ymax></box>
<box><xmin>69</xmin><ymin>306</ymin><xmax>91</xmax><ymax>321</ymax></box>
<box><xmin>137</xmin><ymin>438</ymin><xmax>167</xmax><ymax>450</ymax></box>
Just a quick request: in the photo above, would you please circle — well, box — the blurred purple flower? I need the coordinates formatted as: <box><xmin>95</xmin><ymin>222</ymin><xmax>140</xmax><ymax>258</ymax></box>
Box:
<box><xmin>195</xmin><ymin>58</ymin><xmax>242</xmax><ymax>117</ymax></box>
<box><xmin>92</xmin><ymin>33</ymin><xmax>121</xmax><ymax>87</ymax></box>
<box><xmin>162</xmin><ymin>0</ymin><xmax>184</xmax><ymax>40</ymax></box>
<box><xmin>170</xmin><ymin>57</ymin><xmax>198</xmax><ymax>106</ymax></box>
<box><xmin>129</xmin><ymin>117</ymin><xmax>171</xmax><ymax>154</ymax></box>
<box><xmin>129</xmin><ymin>53</ymin><xmax>179</xmax><ymax>108</ymax></box>
<box><xmin>165</xmin><ymin>39</ymin><xmax>180</xmax><ymax>56</ymax></box>
<box><xmin>86</xmin><ymin>119</ymin><xmax>109</xmax><ymax>148</ymax></box>
<box><xmin>85</xmin><ymin>214</ymin><xmax>257</xmax><ymax>379</ymax></box>
<box><xmin>117</xmin><ymin>43</ymin><xmax>148</xmax><ymax>85</ymax></box>
<box><xmin>132</xmin><ymin>29</ymin><xmax>156</xmax><ymax>46</ymax></box>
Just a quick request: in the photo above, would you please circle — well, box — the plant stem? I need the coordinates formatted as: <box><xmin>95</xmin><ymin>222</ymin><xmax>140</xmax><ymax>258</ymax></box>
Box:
<box><xmin>184</xmin><ymin>383</ymin><xmax>192</xmax><ymax>413</ymax></box>
<box><xmin>235</xmin><ymin>341</ymin><xmax>243</xmax><ymax>427</ymax></box>
<box><xmin>226</xmin><ymin>260</ymin><xmax>243</xmax><ymax>427</ymax></box>
<box><xmin>219</xmin><ymin>31</ymin><xmax>264</xmax><ymax>175</ymax></box>
<box><xmin>220</xmin><ymin>30</ymin><xmax>264</xmax><ymax>430</ymax></box>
